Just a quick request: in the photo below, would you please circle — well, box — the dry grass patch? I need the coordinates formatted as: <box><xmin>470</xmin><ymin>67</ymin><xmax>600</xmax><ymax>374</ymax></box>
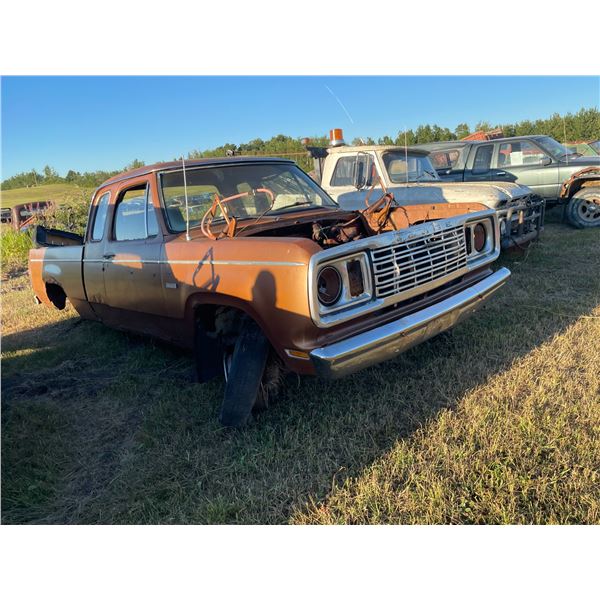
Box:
<box><xmin>293</xmin><ymin>312</ymin><xmax>600</xmax><ymax>524</ymax></box>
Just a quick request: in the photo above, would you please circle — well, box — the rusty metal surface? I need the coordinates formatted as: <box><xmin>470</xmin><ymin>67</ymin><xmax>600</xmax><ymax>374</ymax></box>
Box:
<box><xmin>4</xmin><ymin>201</ymin><xmax>54</xmax><ymax>230</ymax></box>
<box><xmin>559</xmin><ymin>166</ymin><xmax>600</xmax><ymax>199</ymax></box>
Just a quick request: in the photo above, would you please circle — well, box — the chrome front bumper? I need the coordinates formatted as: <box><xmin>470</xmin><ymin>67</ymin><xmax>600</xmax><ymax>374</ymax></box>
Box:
<box><xmin>310</xmin><ymin>267</ymin><xmax>511</xmax><ymax>379</ymax></box>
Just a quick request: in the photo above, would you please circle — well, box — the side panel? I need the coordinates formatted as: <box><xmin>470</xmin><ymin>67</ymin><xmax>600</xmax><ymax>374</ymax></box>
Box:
<box><xmin>160</xmin><ymin>237</ymin><xmax>316</xmax><ymax>351</ymax></box>
<box><xmin>29</xmin><ymin>246</ymin><xmax>95</xmax><ymax>319</ymax></box>
<box><xmin>29</xmin><ymin>246</ymin><xmax>85</xmax><ymax>300</ymax></box>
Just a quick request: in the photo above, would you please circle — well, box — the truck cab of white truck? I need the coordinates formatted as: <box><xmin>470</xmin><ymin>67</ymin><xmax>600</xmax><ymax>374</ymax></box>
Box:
<box><xmin>306</xmin><ymin>129</ymin><xmax>545</xmax><ymax>250</ymax></box>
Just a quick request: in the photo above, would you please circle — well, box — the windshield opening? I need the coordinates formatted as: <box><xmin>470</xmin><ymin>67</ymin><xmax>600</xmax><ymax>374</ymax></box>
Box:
<box><xmin>382</xmin><ymin>152</ymin><xmax>439</xmax><ymax>183</ymax></box>
<box><xmin>536</xmin><ymin>136</ymin><xmax>577</xmax><ymax>160</ymax></box>
<box><xmin>159</xmin><ymin>162</ymin><xmax>336</xmax><ymax>233</ymax></box>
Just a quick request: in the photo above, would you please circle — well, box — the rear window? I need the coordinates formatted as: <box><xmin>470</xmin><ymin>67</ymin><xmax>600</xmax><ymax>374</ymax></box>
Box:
<box><xmin>429</xmin><ymin>149</ymin><xmax>460</xmax><ymax>169</ymax></box>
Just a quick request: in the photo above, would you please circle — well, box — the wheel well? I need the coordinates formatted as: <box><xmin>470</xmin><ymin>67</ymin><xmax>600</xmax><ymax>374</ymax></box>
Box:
<box><xmin>195</xmin><ymin>304</ymin><xmax>250</xmax><ymax>337</ymax></box>
<box><xmin>45</xmin><ymin>283</ymin><xmax>67</xmax><ymax>310</ymax></box>
<box><xmin>194</xmin><ymin>304</ymin><xmax>252</xmax><ymax>383</ymax></box>
<box><xmin>569</xmin><ymin>179</ymin><xmax>600</xmax><ymax>198</ymax></box>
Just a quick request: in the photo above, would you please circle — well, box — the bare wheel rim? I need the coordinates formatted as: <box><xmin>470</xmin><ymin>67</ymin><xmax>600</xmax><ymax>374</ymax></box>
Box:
<box><xmin>576</xmin><ymin>199</ymin><xmax>600</xmax><ymax>223</ymax></box>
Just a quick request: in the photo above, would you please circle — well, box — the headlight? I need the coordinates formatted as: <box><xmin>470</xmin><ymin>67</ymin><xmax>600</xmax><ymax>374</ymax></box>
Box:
<box><xmin>317</xmin><ymin>266</ymin><xmax>342</xmax><ymax>306</ymax></box>
<box><xmin>473</xmin><ymin>223</ymin><xmax>486</xmax><ymax>252</ymax></box>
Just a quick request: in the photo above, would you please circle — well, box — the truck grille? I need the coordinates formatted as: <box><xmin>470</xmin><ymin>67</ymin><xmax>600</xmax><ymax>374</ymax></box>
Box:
<box><xmin>370</xmin><ymin>224</ymin><xmax>467</xmax><ymax>299</ymax></box>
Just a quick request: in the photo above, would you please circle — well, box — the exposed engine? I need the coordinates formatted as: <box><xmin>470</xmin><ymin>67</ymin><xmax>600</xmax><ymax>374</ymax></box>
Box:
<box><xmin>309</xmin><ymin>195</ymin><xmax>487</xmax><ymax>248</ymax></box>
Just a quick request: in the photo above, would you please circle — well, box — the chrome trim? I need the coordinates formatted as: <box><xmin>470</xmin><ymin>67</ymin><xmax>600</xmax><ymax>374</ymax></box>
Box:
<box><xmin>158</xmin><ymin>259</ymin><xmax>305</xmax><ymax>266</ymax></box>
<box><xmin>308</xmin><ymin>209</ymin><xmax>499</xmax><ymax>328</ymax></box>
<box><xmin>310</xmin><ymin>267</ymin><xmax>511</xmax><ymax>379</ymax></box>
<box><xmin>30</xmin><ymin>258</ymin><xmax>305</xmax><ymax>267</ymax></box>
<box><xmin>30</xmin><ymin>259</ymin><xmax>81</xmax><ymax>263</ymax></box>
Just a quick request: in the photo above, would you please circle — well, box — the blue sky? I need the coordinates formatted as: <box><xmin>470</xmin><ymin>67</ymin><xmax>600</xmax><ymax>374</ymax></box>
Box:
<box><xmin>2</xmin><ymin>76</ymin><xmax>598</xmax><ymax>179</ymax></box>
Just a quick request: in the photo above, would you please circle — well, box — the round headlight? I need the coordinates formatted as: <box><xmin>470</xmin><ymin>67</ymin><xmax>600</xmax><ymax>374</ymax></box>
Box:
<box><xmin>317</xmin><ymin>266</ymin><xmax>342</xmax><ymax>306</ymax></box>
<box><xmin>473</xmin><ymin>223</ymin><xmax>487</xmax><ymax>252</ymax></box>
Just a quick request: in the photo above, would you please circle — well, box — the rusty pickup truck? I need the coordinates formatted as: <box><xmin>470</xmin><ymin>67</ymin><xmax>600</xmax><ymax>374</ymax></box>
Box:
<box><xmin>29</xmin><ymin>157</ymin><xmax>510</xmax><ymax>426</ymax></box>
<box><xmin>1</xmin><ymin>201</ymin><xmax>55</xmax><ymax>231</ymax></box>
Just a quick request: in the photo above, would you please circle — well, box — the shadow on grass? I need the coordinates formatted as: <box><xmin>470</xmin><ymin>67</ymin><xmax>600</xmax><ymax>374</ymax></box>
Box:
<box><xmin>2</xmin><ymin>223</ymin><xmax>599</xmax><ymax>524</ymax></box>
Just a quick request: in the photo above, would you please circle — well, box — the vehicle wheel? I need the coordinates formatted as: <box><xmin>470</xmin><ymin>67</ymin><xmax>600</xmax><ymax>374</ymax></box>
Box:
<box><xmin>219</xmin><ymin>319</ymin><xmax>270</xmax><ymax>428</ymax></box>
<box><xmin>566</xmin><ymin>189</ymin><xmax>600</xmax><ymax>228</ymax></box>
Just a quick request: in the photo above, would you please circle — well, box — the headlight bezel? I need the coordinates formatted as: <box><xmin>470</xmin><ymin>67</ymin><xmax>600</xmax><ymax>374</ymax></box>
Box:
<box><xmin>464</xmin><ymin>214</ymin><xmax>499</xmax><ymax>268</ymax></box>
<box><xmin>310</xmin><ymin>251</ymin><xmax>373</xmax><ymax>323</ymax></box>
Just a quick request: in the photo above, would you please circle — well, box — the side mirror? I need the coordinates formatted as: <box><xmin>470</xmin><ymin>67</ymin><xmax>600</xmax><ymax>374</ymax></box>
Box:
<box><xmin>353</xmin><ymin>152</ymin><xmax>374</xmax><ymax>190</ymax></box>
<box><xmin>540</xmin><ymin>156</ymin><xmax>552</xmax><ymax>166</ymax></box>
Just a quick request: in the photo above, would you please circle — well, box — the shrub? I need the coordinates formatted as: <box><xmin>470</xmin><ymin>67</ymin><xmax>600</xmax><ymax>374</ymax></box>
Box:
<box><xmin>1</xmin><ymin>227</ymin><xmax>34</xmax><ymax>275</ymax></box>
<box><xmin>39</xmin><ymin>192</ymin><xmax>90</xmax><ymax>236</ymax></box>
<box><xmin>0</xmin><ymin>192</ymin><xmax>90</xmax><ymax>277</ymax></box>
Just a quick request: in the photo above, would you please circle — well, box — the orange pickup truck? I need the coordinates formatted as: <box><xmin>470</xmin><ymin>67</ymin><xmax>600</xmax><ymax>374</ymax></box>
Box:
<box><xmin>29</xmin><ymin>157</ymin><xmax>510</xmax><ymax>426</ymax></box>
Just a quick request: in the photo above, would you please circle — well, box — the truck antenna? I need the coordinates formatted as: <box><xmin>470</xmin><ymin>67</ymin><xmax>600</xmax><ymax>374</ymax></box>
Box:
<box><xmin>182</xmin><ymin>156</ymin><xmax>191</xmax><ymax>241</ymax></box>
<box><xmin>563</xmin><ymin>118</ymin><xmax>569</xmax><ymax>166</ymax></box>
<box><xmin>404</xmin><ymin>128</ymin><xmax>409</xmax><ymax>185</ymax></box>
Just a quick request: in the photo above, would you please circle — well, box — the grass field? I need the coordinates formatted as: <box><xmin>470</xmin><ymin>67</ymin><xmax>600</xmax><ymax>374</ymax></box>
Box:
<box><xmin>0</xmin><ymin>183</ymin><xmax>93</xmax><ymax>208</ymax></box>
<box><xmin>1</xmin><ymin>212</ymin><xmax>599</xmax><ymax>524</ymax></box>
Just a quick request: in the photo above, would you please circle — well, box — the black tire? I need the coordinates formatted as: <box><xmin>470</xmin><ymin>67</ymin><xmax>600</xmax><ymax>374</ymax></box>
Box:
<box><xmin>219</xmin><ymin>319</ymin><xmax>270</xmax><ymax>428</ymax></box>
<box><xmin>565</xmin><ymin>189</ymin><xmax>600</xmax><ymax>229</ymax></box>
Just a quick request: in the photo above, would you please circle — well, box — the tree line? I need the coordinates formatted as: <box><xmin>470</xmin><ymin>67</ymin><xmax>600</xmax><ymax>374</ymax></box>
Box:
<box><xmin>349</xmin><ymin>107</ymin><xmax>600</xmax><ymax>147</ymax></box>
<box><xmin>3</xmin><ymin>107</ymin><xmax>599</xmax><ymax>190</ymax></box>
<box><xmin>1</xmin><ymin>160</ymin><xmax>145</xmax><ymax>191</ymax></box>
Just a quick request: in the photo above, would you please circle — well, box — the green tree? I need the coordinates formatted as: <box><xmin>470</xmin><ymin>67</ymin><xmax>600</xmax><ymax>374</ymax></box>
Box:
<box><xmin>125</xmin><ymin>158</ymin><xmax>145</xmax><ymax>171</ymax></box>
<box><xmin>42</xmin><ymin>165</ymin><xmax>60</xmax><ymax>183</ymax></box>
<box><xmin>454</xmin><ymin>123</ymin><xmax>470</xmax><ymax>139</ymax></box>
<box><xmin>474</xmin><ymin>121</ymin><xmax>492</xmax><ymax>133</ymax></box>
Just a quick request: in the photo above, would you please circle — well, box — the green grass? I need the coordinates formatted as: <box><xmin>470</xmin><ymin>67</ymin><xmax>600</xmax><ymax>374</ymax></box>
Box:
<box><xmin>1</xmin><ymin>211</ymin><xmax>599</xmax><ymax>524</ymax></box>
<box><xmin>0</xmin><ymin>183</ymin><xmax>93</xmax><ymax>208</ymax></box>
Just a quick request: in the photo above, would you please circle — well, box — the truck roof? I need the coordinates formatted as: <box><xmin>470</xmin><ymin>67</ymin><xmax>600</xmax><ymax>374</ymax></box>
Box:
<box><xmin>413</xmin><ymin>135</ymin><xmax>552</xmax><ymax>150</ymax></box>
<box><xmin>326</xmin><ymin>144</ymin><xmax>429</xmax><ymax>156</ymax></box>
<box><xmin>101</xmin><ymin>156</ymin><xmax>296</xmax><ymax>187</ymax></box>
